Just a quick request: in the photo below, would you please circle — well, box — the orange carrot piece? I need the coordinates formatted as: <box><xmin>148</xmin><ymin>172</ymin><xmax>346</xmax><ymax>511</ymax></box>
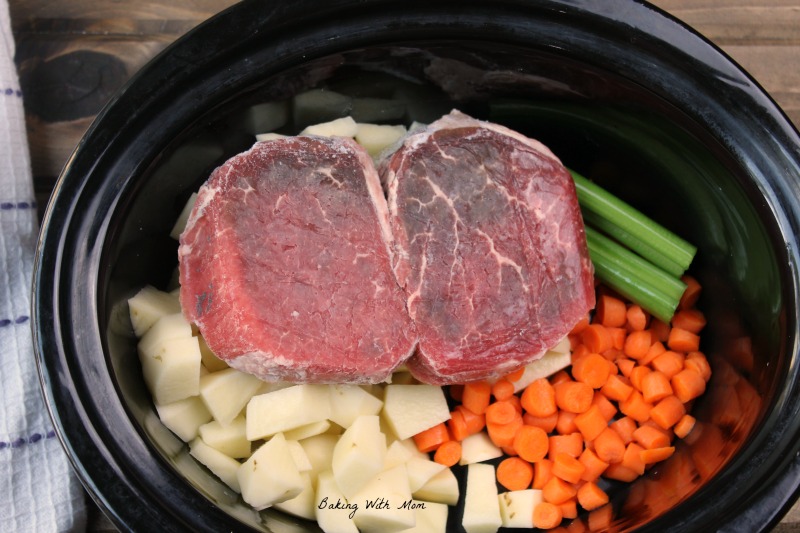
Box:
<box><xmin>591</xmin><ymin>391</ymin><xmax>618</xmax><ymax>421</ymax></box>
<box><xmin>433</xmin><ymin>440</ymin><xmax>462</xmax><ymax>467</ymax></box>
<box><xmin>574</xmin><ymin>405</ymin><xmax>608</xmax><ymax>442</ymax></box>
<box><xmin>521</xmin><ymin>378</ymin><xmax>557</xmax><ymax>418</ymax></box>
<box><xmin>579</xmin><ymin>447</ymin><xmax>610</xmax><ymax>482</ymax></box>
<box><xmin>593</xmin><ymin>427</ymin><xmax>626</xmax><ymax>464</ymax></box>
<box><xmin>514</xmin><ymin>425</ymin><xmax>550</xmax><ymax>463</ymax></box>
<box><xmin>641</xmin><ymin>370</ymin><xmax>673</xmax><ymax>403</ymax></box>
<box><xmin>582</xmin><ymin>324</ymin><xmax>612</xmax><ymax>354</ymax></box>
<box><xmin>672</xmin><ymin>308</ymin><xmax>706</xmax><ymax>334</ymax></box>
<box><xmin>650</xmin><ymin>350</ymin><xmax>685</xmax><ymax>379</ymax></box>
<box><xmin>626</xmin><ymin>305</ymin><xmax>648</xmax><ymax>332</ymax></box>
<box><xmin>623</xmin><ymin>330</ymin><xmax>652</xmax><ymax>359</ymax></box>
<box><xmin>572</xmin><ymin>352</ymin><xmax>612</xmax><ymax>389</ymax></box>
<box><xmin>679</xmin><ymin>275</ymin><xmax>702</xmax><ymax>310</ymax></box>
<box><xmin>610</xmin><ymin>416</ymin><xmax>638</xmax><ymax>445</ymax></box>
<box><xmin>555</xmin><ymin>381</ymin><xmax>594</xmax><ymax>413</ymax></box>
<box><xmin>685</xmin><ymin>351</ymin><xmax>712</xmax><ymax>382</ymax></box>
<box><xmin>673</xmin><ymin>414</ymin><xmax>697</xmax><ymax>439</ymax></box>
<box><xmin>487</xmin><ymin>417</ymin><xmax>523</xmax><ymax>448</ymax></box>
<box><xmin>667</xmin><ymin>327</ymin><xmax>701</xmax><ymax>353</ymax></box>
<box><xmin>601</xmin><ymin>374</ymin><xmax>634</xmax><ymax>402</ymax></box>
<box><xmin>640</xmin><ymin>446</ymin><xmax>675</xmax><ymax>464</ymax></box>
<box><xmin>492</xmin><ymin>379</ymin><xmax>516</xmax><ymax>401</ymax></box>
<box><xmin>650</xmin><ymin>395</ymin><xmax>686</xmax><ymax>430</ymax></box>
<box><xmin>497</xmin><ymin>456</ymin><xmax>534</xmax><ymax>491</ymax></box>
<box><xmin>602</xmin><ymin>463</ymin><xmax>639</xmax><ymax>482</ymax></box>
<box><xmin>596</xmin><ymin>294</ymin><xmax>627</xmax><ymax>327</ymax></box>
<box><xmin>671</xmin><ymin>368</ymin><xmax>707</xmax><ymax>402</ymax></box>
<box><xmin>617</xmin><ymin>357</ymin><xmax>636</xmax><ymax>378</ymax></box>
<box><xmin>456</xmin><ymin>405</ymin><xmax>486</xmax><ymax>435</ymax></box>
<box><xmin>607</xmin><ymin>327</ymin><xmax>627</xmax><ymax>351</ymax></box>
<box><xmin>523</xmin><ymin>411</ymin><xmax>559</xmax><ymax>433</ymax></box>
<box><xmin>462</xmin><ymin>381</ymin><xmax>492</xmax><ymax>415</ymax></box>
<box><xmin>505</xmin><ymin>366</ymin><xmax>526</xmax><ymax>383</ymax></box>
<box><xmin>570</xmin><ymin>314</ymin><xmax>591</xmax><ymax>335</ymax></box>
<box><xmin>486</xmin><ymin>400</ymin><xmax>518</xmax><ymax>425</ymax></box>
<box><xmin>556</xmin><ymin>410</ymin><xmax>579</xmax><ymax>435</ymax></box>
<box><xmin>533</xmin><ymin>459</ymin><xmax>555</xmax><ymax>489</ymax></box>
<box><xmin>559</xmin><ymin>498</ymin><xmax>579</xmax><ymax>520</ymax></box>
<box><xmin>629</xmin><ymin>365</ymin><xmax>651</xmax><ymax>392</ymax></box>
<box><xmin>639</xmin><ymin>340</ymin><xmax>667</xmax><ymax>366</ymax></box>
<box><xmin>632</xmin><ymin>424</ymin><xmax>671</xmax><ymax>450</ymax></box>
<box><xmin>447</xmin><ymin>410</ymin><xmax>469</xmax><ymax>441</ymax></box>
<box><xmin>534</xmin><ymin>501</ymin><xmax>564</xmax><ymax>529</ymax></box>
<box><xmin>571</xmin><ymin>344</ymin><xmax>591</xmax><ymax>364</ymax></box>
<box><xmin>552</xmin><ymin>452</ymin><xmax>587</xmax><ymax>484</ymax></box>
<box><xmin>621</xmin><ymin>441</ymin><xmax>646</xmax><ymax>476</ymax></box>
<box><xmin>542</xmin><ymin>475</ymin><xmax>578</xmax><ymax>504</ymax></box>
<box><xmin>549</xmin><ymin>433</ymin><xmax>584</xmax><ymax>459</ymax></box>
<box><xmin>619</xmin><ymin>390</ymin><xmax>653</xmax><ymax>424</ymax></box>
<box><xmin>550</xmin><ymin>369</ymin><xmax>573</xmax><ymax>385</ymax></box>
<box><xmin>413</xmin><ymin>423</ymin><xmax>450</xmax><ymax>453</ymax></box>
<box><xmin>650</xmin><ymin>319</ymin><xmax>671</xmax><ymax>343</ymax></box>
<box><xmin>577</xmin><ymin>481</ymin><xmax>610</xmax><ymax>511</ymax></box>
<box><xmin>507</xmin><ymin>394</ymin><xmax>523</xmax><ymax>414</ymax></box>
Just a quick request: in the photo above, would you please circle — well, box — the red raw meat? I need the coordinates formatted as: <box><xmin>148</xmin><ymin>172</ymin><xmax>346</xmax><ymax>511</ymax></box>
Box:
<box><xmin>381</xmin><ymin>111</ymin><xmax>595</xmax><ymax>384</ymax></box>
<box><xmin>179</xmin><ymin>136</ymin><xmax>417</xmax><ymax>383</ymax></box>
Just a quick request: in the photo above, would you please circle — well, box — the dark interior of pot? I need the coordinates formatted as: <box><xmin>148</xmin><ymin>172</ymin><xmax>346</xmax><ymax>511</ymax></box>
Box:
<box><xmin>98</xmin><ymin>41</ymin><xmax>794</xmax><ymax>532</ymax></box>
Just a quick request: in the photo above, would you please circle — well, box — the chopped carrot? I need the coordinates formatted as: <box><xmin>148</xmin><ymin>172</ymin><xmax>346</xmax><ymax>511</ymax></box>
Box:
<box><xmin>523</xmin><ymin>411</ymin><xmax>559</xmax><ymax>433</ymax></box>
<box><xmin>593</xmin><ymin>427</ymin><xmax>626</xmax><ymax>464</ymax></box>
<box><xmin>487</xmin><ymin>417</ymin><xmax>523</xmax><ymax>448</ymax></box>
<box><xmin>433</xmin><ymin>440</ymin><xmax>461</xmax><ymax>467</ymax></box>
<box><xmin>506</xmin><ymin>394</ymin><xmax>523</xmax><ymax>414</ymax></box>
<box><xmin>640</xmin><ymin>446</ymin><xmax>675</xmax><ymax>464</ymax></box>
<box><xmin>578</xmin><ymin>447</ymin><xmax>609</xmax><ymax>482</ymax></box>
<box><xmin>573</xmin><ymin>405</ymin><xmax>608</xmax><ymax>441</ymax></box>
<box><xmin>668</xmin><ymin>327</ymin><xmax>701</xmax><ymax>352</ymax></box>
<box><xmin>552</xmin><ymin>452</ymin><xmax>587</xmax><ymax>484</ymax></box>
<box><xmin>685</xmin><ymin>351</ymin><xmax>712</xmax><ymax>382</ymax></box>
<box><xmin>462</xmin><ymin>381</ymin><xmax>492</xmax><ymax>415</ymax></box>
<box><xmin>679</xmin><ymin>275</ymin><xmax>702</xmax><ymax>310</ymax></box>
<box><xmin>650</xmin><ymin>319</ymin><xmax>671</xmax><ymax>343</ymax></box>
<box><xmin>556</xmin><ymin>410</ymin><xmax>578</xmax><ymax>435</ymax></box>
<box><xmin>596</xmin><ymin>294</ymin><xmax>627</xmax><ymax>327</ymax></box>
<box><xmin>413</xmin><ymin>423</ymin><xmax>449</xmax><ymax>453</ymax></box>
<box><xmin>497</xmin><ymin>456</ymin><xmax>534</xmax><ymax>491</ymax></box>
<box><xmin>632</xmin><ymin>424</ymin><xmax>670</xmax><ymax>450</ymax></box>
<box><xmin>602</xmin><ymin>463</ymin><xmax>639</xmax><ymax>482</ymax></box>
<box><xmin>607</xmin><ymin>327</ymin><xmax>627</xmax><ymax>350</ymax></box>
<box><xmin>577</xmin><ymin>481</ymin><xmax>609</xmax><ymax>511</ymax></box>
<box><xmin>521</xmin><ymin>378</ymin><xmax>557</xmax><ymax>418</ymax></box>
<box><xmin>572</xmin><ymin>352</ymin><xmax>612</xmax><ymax>389</ymax></box>
<box><xmin>559</xmin><ymin>498</ymin><xmax>579</xmax><ymax>520</ymax></box>
<box><xmin>621</xmin><ymin>442</ymin><xmax>646</xmax><ymax>476</ymax></box>
<box><xmin>554</xmin><ymin>381</ymin><xmax>594</xmax><ymax>413</ymax></box>
<box><xmin>619</xmin><ymin>390</ymin><xmax>653</xmax><ymax>423</ymax></box>
<box><xmin>485</xmin><ymin>400</ymin><xmax>518</xmax><ymax>425</ymax></box>
<box><xmin>601</xmin><ymin>374</ymin><xmax>634</xmax><ymax>402</ymax></box>
<box><xmin>502</xmin><ymin>445</ymin><xmax>519</xmax><ymax>457</ymax></box>
<box><xmin>616</xmin><ymin>357</ymin><xmax>636</xmax><ymax>377</ymax></box>
<box><xmin>650</xmin><ymin>395</ymin><xmax>686</xmax><ymax>430</ymax></box>
<box><xmin>582</xmin><ymin>324</ymin><xmax>612</xmax><ymax>354</ymax></box>
<box><xmin>671</xmin><ymin>368</ymin><xmax>707</xmax><ymax>402</ymax></box>
<box><xmin>672</xmin><ymin>308</ymin><xmax>706</xmax><ymax>334</ymax></box>
<box><xmin>447</xmin><ymin>410</ymin><xmax>469</xmax><ymax>441</ymax></box>
<box><xmin>550</xmin><ymin>369</ymin><xmax>573</xmax><ymax>385</ymax></box>
<box><xmin>570</xmin><ymin>315</ymin><xmax>591</xmax><ymax>335</ymax></box>
<box><xmin>504</xmin><ymin>366</ymin><xmax>526</xmax><ymax>382</ymax></box>
<box><xmin>549</xmin><ymin>433</ymin><xmax>584</xmax><ymax>459</ymax></box>
<box><xmin>629</xmin><ymin>366</ymin><xmax>651</xmax><ymax>392</ymax></box>
<box><xmin>674</xmin><ymin>414</ymin><xmax>697</xmax><ymax>439</ymax></box>
<box><xmin>626</xmin><ymin>305</ymin><xmax>648</xmax><ymax>332</ymax></box>
<box><xmin>571</xmin><ymin>344</ymin><xmax>591</xmax><ymax>364</ymax></box>
<box><xmin>639</xmin><ymin>340</ymin><xmax>667</xmax><ymax>366</ymax></box>
<box><xmin>591</xmin><ymin>391</ymin><xmax>618</xmax><ymax>421</ymax></box>
<box><xmin>650</xmin><ymin>350</ymin><xmax>685</xmax><ymax>379</ymax></box>
<box><xmin>491</xmin><ymin>379</ymin><xmax>515</xmax><ymax>401</ymax></box>
<box><xmin>600</xmin><ymin>348</ymin><xmax>624</xmax><ymax>364</ymax></box>
<box><xmin>533</xmin><ymin>458</ymin><xmax>554</xmax><ymax>489</ymax></box>
<box><xmin>534</xmin><ymin>501</ymin><xmax>564</xmax><ymax>529</ymax></box>
<box><xmin>456</xmin><ymin>405</ymin><xmax>486</xmax><ymax>435</ymax></box>
<box><xmin>610</xmin><ymin>416</ymin><xmax>637</xmax><ymax>445</ymax></box>
<box><xmin>623</xmin><ymin>330</ymin><xmax>652</xmax><ymax>359</ymax></box>
<box><xmin>641</xmin><ymin>370</ymin><xmax>673</xmax><ymax>404</ymax></box>
<box><xmin>542</xmin><ymin>475</ymin><xmax>578</xmax><ymax>504</ymax></box>
<box><xmin>514</xmin><ymin>425</ymin><xmax>550</xmax><ymax>463</ymax></box>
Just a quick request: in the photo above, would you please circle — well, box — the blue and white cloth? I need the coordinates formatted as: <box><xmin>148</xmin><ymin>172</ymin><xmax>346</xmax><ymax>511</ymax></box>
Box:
<box><xmin>0</xmin><ymin>0</ymin><xmax>87</xmax><ymax>530</ymax></box>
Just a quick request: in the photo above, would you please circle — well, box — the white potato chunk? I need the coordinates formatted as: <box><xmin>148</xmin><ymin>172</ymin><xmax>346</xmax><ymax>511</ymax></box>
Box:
<box><xmin>198</xmin><ymin>415</ymin><xmax>251</xmax><ymax>458</ymax></box>
<box><xmin>238</xmin><ymin>433</ymin><xmax>305</xmax><ymax>510</ymax></box>
<box><xmin>512</xmin><ymin>338</ymin><xmax>572</xmax><ymax>393</ymax></box>
<box><xmin>137</xmin><ymin>312</ymin><xmax>193</xmax><ymax>359</ymax></box>
<box><xmin>382</xmin><ymin>385</ymin><xmax>450</xmax><ymax>441</ymax></box>
<box><xmin>155</xmin><ymin>395</ymin><xmax>212</xmax><ymax>442</ymax></box>
<box><xmin>300</xmin><ymin>116</ymin><xmax>358</xmax><ymax>138</ymax></box>
<box><xmin>412</xmin><ymin>468</ymin><xmax>459</xmax><ymax>506</ymax></box>
<box><xmin>332</xmin><ymin>415</ymin><xmax>386</xmax><ymax>499</ymax></box>
<box><xmin>246</xmin><ymin>384</ymin><xmax>332</xmax><ymax>441</ymax></box>
<box><xmin>255</xmin><ymin>132</ymin><xmax>288</xmax><ymax>142</ymax></box>
<box><xmin>128</xmin><ymin>285</ymin><xmax>181</xmax><ymax>337</ymax></box>
<box><xmin>286</xmin><ymin>439</ymin><xmax>312</xmax><ymax>472</ymax></box>
<box><xmin>273</xmin><ymin>472</ymin><xmax>316</xmax><ymax>520</ymax></box>
<box><xmin>200</xmin><ymin>368</ymin><xmax>264</xmax><ymax>426</ymax></box>
<box><xmin>140</xmin><ymin>335</ymin><xmax>202</xmax><ymax>405</ymax></box>
<box><xmin>169</xmin><ymin>193</ymin><xmax>198</xmax><ymax>240</ymax></box>
<box><xmin>292</xmin><ymin>89</ymin><xmax>352</xmax><ymax>126</ymax></box>
<box><xmin>463</xmin><ymin>463</ymin><xmax>502</xmax><ymax>533</ymax></box>
<box><xmin>300</xmin><ymin>434</ymin><xmax>340</xmax><ymax>482</ymax></box>
<box><xmin>459</xmin><ymin>432</ymin><xmax>503</xmax><ymax>465</ymax></box>
<box><xmin>498</xmin><ymin>489</ymin><xmax>543</xmax><ymax>529</ymax></box>
<box><xmin>316</xmin><ymin>470</ymin><xmax>359</xmax><ymax>533</ymax></box>
<box><xmin>284</xmin><ymin>420</ymin><xmax>333</xmax><ymax>441</ymax></box>
<box><xmin>351</xmin><ymin>465</ymin><xmax>415</xmax><ymax>533</ymax></box>
<box><xmin>329</xmin><ymin>384</ymin><xmax>384</xmax><ymax>429</ymax></box>
<box><xmin>384</xmin><ymin>440</ymin><xmax>415</xmax><ymax>470</ymax></box>
<box><xmin>189</xmin><ymin>437</ymin><xmax>242</xmax><ymax>493</ymax></box>
<box><xmin>355</xmin><ymin>123</ymin><xmax>407</xmax><ymax>157</ymax></box>
<box><xmin>400</xmin><ymin>501</ymin><xmax>448</xmax><ymax>533</ymax></box>
<box><xmin>405</xmin><ymin>457</ymin><xmax>447</xmax><ymax>493</ymax></box>
<box><xmin>240</xmin><ymin>101</ymin><xmax>290</xmax><ymax>136</ymax></box>
<box><xmin>197</xmin><ymin>334</ymin><xmax>228</xmax><ymax>372</ymax></box>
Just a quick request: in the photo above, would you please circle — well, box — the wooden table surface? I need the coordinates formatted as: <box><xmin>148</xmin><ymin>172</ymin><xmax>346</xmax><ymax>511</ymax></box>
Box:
<box><xmin>8</xmin><ymin>0</ymin><xmax>800</xmax><ymax>531</ymax></box>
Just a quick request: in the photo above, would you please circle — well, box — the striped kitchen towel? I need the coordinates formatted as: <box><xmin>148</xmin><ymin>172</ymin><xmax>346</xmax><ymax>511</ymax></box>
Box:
<box><xmin>0</xmin><ymin>0</ymin><xmax>87</xmax><ymax>531</ymax></box>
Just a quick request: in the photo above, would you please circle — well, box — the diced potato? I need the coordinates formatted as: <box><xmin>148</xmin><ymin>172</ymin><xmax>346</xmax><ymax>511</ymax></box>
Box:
<box><xmin>246</xmin><ymin>384</ymin><xmax>332</xmax><ymax>441</ymax></box>
<box><xmin>286</xmin><ymin>439</ymin><xmax>312</xmax><ymax>472</ymax></box>
<box><xmin>462</xmin><ymin>463</ymin><xmax>502</xmax><ymax>533</ymax></box>
<box><xmin>401</xmin><ymin>501</ymin><xmax>449</xmax><ymax>533</ymax></box>
<box><xmin>412</xmin><ymin>468</ymin><xmax>459</xmax><ymax>506</ymax></box>
<box><xmin>384</xmin><ymin>440</ymin><xmax>415</xmax><ymax>470</ymax></box>
<box><xmin>459</xmin><ymin>432</ymin><xmax>503</xmax><ymax>465</ymax></box>
<box><xmin>128</xmin><ymin>285</ymin><xmax>182</xmax><ymax>337</ymax></box>
<box><xmin>197</xmin><ymin>334</ymin><xmax>228</xmax><ymax>372</ymax></box>
<box><xmin>300</xmin><ymin>116</ymin><xmax>358</xmax><ymax>138</ymax></box>
<box><xmin>300</xmin><ymin>433</ymin><xmax>339</xmax><ymax>482</ymax></box>
<box><xmin>189</xmin><ymin>437</ymin><xmax>242</xmax><ymax>493</ymax></box>
<box><xmin>238</xmin><ymin>433</ymin><xmax>305</xmax><ymax>510</ymax></box>
<box><xmin>140</xmin><ymin>335</ymin><xmax>202</xmax><ymax>405</ymax></box>
<box><xmin>137</xmin><ymin>312</ymin><xmax>193</xmax><ymax>359</ymax></box>
<box><xmin>200</xmin><ymin>368</ymin><xmax>264</xmax><ymax>426</ymax></box>
<box><xmin>315</xmin><ymin>470</ymin><xmax>359</xmax><ymax>533</ymax></box>
<box><xmin>512</xmin><ymin>344</ymin><xmax>572</xmax><ymax>393</ymax></box>
<box><xmin>382</xmin><ymin>385</ymin><xmax>451</xmax><ymax>441</ymax></box>
<box><xmin>332</xmin><ymin>415</ymin><xmax>387</xmax><ymax>499</ymax></box>
<box><xmin>198</xmin><ymin>415</ymin><xmax>251</xmax><ymax>458</ymax></box>
<box><xmin>405</xmin><ymin>457</ymin><xmax>447</xmax><ymax>493</ymax></box>
<box><xmin>355</xmin><ymin>123</ymin><xmax>407</xmax><ymax>157</ymax></box>
<box><xmin>498</xmin><ymin>489</ymin><xmax>543</xmax><ymax>528</ymax></box>
<box><xmin>239</xmin><ymin>101</ymin><xmax>290</xmax><ymax>136</ymax></box>
<box><xmin>169</xmin><ymin>193</ymin><xmax>198</xmax><ymax>240</ymax></box>
<box><xmin>155</xmin><ymin>395</ymin><xmax>212</xmax><ymax>442</ymax></box>
<box><xmin>329</xmin><ymin>384</ymin><xmax>384</xmax><ymax>429</ymax></box>
<box><xmin>284</xmin><ymin>420</ymin><xmax>333</xmax><ymax>441</ymax></box>
<box><xmin>255</xmin><ymin>132</ymin><xmax>288</xmax><ymax>142</ymax></box>
<box><xmin>273</xmin><ymin>473</ymin><xmax>316</xmax><ymax>520</ymax></box>
<box><xmin>351</xmin><ymin>465</ymin><xmax>415</xmax><ymax>533</ymax></box>
<box><xmin>292</xmin><ymin>89</ymin><xmax>352</xmax><ymax>127</ymax></box>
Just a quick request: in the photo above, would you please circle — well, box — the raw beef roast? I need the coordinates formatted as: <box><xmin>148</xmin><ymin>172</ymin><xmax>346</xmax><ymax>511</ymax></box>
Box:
<box><xmin>381</xmin><ymin>111</ymin><xmax>595</xmax><ymax>384</ymax></box>
<box><xmin>179</xmin><ymin>136</ymin><xmax>417</xmax><ymax>383</ymax></box>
